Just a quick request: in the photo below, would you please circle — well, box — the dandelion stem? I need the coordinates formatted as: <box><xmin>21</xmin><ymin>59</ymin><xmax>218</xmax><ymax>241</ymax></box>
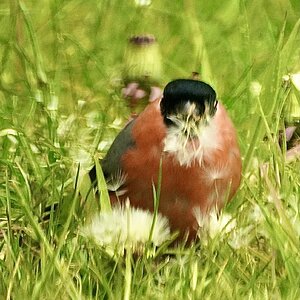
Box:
<box><xmin>124</xmin><ymin>247</ymin><xmax>132</xmax><ymax>300</ymax></box>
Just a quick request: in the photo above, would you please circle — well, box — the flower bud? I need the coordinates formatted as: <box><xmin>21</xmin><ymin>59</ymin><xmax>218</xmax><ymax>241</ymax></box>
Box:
<box><xmin>123</xmin><ymin>34</ymin><xmax>162</xmax><ymax>88</ymax></box>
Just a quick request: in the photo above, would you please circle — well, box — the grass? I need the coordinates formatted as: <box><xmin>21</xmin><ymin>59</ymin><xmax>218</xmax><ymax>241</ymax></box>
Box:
<box><xmin>0</xmin><ymin>0</ymin><xmax>300</xmax><ymax>299</ymax></box>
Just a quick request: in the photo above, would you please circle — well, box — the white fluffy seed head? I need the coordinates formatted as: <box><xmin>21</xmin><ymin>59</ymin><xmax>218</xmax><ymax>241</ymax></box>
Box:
<box><xmin>193</xmin><ymin>207</ymin><xmax>236</xmax><ymax>240</ymax></box>
<box><xmin>82</xmin><ymin>205</ymin><xmax>170</xmax><ymax>255</ymax></box>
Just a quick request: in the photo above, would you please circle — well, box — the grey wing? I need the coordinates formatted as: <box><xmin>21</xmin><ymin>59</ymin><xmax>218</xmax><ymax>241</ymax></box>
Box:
<box><xmin>101</xmin><ymin>119</ymin><xmax>136</xmax><ymax>178</ymax></box>
<box><xmin>89</xmin><ymin>119</ymin><xmax>136</xmax><ymax>188</ymax></box>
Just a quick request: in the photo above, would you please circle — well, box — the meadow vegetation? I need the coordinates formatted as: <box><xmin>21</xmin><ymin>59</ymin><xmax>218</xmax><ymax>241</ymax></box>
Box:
<box><xmin>0</xmin><ymin>0</ymin><xmax>300</xmax><ymax>298</ymax></box>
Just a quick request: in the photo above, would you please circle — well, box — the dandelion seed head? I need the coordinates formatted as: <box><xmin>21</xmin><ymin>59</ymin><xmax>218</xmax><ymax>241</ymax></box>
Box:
<box><xmin>85</xmin><ymin>111</ymin><xmax>102</xmax><ymax>129</ymax></box>
<box><xmin>57</xmin><ymin>114</ymin><xmax>77</xmax><ymax>137</ymax></box>
<box><xmin>228</xmin><ymin>226</ymin><xmax>253</xmax><ymax>250</ymax></box>
<box><xmin>193</xmin><ymin>207</ymin><xmax>236</xmax><ymax>240</ymax></box>
<box><xmin>82</xmin><ymin>205</ymin><xmax>170</xmax><ymax>254</ymax></box>
<box><xmin>248</xmin><ymin>204</ymin><xmax>264</xmax><ymax>223</ymax></box>
<box><xmin>70</xmin><ymin>147</ymin><xmax>93</xmax><ymax>172</ymax></box>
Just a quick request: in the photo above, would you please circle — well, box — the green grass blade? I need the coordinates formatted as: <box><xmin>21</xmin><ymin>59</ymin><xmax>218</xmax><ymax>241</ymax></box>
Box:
<box><xmin>95</xmin><ymin>157</ymin><xmax>111</xmax><ymax>212</ymax></box>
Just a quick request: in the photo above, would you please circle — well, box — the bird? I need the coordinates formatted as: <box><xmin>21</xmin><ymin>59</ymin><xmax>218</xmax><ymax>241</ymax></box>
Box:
<box><xmin>90</xmin><ymin>79</ymin><xmax>242</xmax><ymax>240</ymax></box>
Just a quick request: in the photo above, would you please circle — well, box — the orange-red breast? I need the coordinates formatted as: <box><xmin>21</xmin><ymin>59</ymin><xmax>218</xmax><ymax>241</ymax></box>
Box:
<box><xmin>91</xmin><ymin>79</ymin><xmax>242</xmax><ymax>240</ymax></box>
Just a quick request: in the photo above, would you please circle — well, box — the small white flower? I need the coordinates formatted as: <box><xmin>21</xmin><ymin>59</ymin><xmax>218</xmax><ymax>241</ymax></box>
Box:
<box><xmin>135</xmin><ymin>0</ymin><xmax>151</xmax><ymax>6</ymax></box>
<box><xmin>82</xmin><ymin>204</ymin><xmax>170</xmax><ymax>255</ymax></box>
<box><xmin>249</xmin><ymin>81</ymin><xmax>262</xmax><ymax>97</ymax></box>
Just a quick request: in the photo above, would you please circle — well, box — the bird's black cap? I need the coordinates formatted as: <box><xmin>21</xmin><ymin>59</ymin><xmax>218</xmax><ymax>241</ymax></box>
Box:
<box><xmin>160</xmin><ymin>79</ymin><xmax>217</xmax><ymax>125</ymax></box>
